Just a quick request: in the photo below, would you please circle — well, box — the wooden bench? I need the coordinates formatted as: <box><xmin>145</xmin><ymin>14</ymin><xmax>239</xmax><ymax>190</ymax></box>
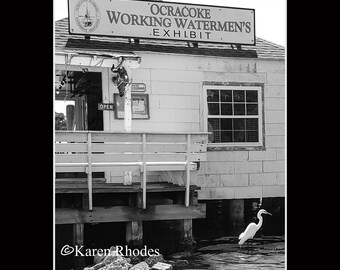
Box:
<box><xmin>55</xmin><ymin>131</ymin><xmax>209</xmax><ymax>210</ymax></box>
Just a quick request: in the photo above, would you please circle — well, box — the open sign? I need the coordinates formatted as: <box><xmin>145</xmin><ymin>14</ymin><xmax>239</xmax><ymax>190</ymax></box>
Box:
<box><xmin>98</xmin><ymin>103</ymin><xmax>115</xmax><ymax>110</ymax></box>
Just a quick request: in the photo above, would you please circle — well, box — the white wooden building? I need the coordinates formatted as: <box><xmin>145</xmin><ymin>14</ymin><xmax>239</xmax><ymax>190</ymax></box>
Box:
<box><xmin>55</xmin><ymin>16</ymin><xmax>285</xmax><ymax>203</ymax></box>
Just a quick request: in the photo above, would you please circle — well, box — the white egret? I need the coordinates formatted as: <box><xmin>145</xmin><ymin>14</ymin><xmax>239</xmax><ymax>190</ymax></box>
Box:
<box><xmin>238</xmin><ymin>209</ymin><xmax>272</xmax><ymax>248</ymax></box>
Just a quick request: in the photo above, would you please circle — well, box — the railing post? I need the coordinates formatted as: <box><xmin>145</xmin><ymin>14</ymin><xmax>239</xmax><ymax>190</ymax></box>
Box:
<box><xmin>142</xmin><ymin>133</ymin><xmax>147</xmax><ymax>209</ymax></box>
<box><xmin>87</xmin><ymin>132</ymin><xmax>93</xmax><ymax>211</ymax></box>
<box><xmin>185</xmin><ymin>134</ymin><xmax>191</xmax><ymax>207</ymax></box>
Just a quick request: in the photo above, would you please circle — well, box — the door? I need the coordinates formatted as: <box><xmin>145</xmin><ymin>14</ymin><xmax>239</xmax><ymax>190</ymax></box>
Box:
<box><xmin>55</xmin><ymin>69</ymin><xmax>104</xmax><ymax>178</ymax></box>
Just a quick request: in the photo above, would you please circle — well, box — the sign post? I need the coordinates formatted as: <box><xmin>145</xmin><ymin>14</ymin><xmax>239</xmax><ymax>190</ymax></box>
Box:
<box><xmin>124</xmin><ymin>75</ymin><xmax>132</xmax><ymax>133</ymax></box>
<box><xmin>123</xmin><ymin>79</ymin><xmax>132</xmax><ymax>185</ymax></box>
<box><xmin>120</xmin><ymin>61</ymin><xmax>141</xmax><ymax>185</ymax></box>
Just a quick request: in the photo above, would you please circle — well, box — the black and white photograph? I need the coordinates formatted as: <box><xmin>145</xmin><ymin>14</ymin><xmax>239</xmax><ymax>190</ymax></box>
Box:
<box><xmin>54</xmin><ymin>0</ymin><xmax>286</xmax><ymax>269</ymax></box>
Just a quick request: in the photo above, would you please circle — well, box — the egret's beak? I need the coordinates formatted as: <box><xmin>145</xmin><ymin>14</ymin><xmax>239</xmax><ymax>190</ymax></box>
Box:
<box><xmin>266</xmin><ymin>212</ymin><xmax>272</xmax><ymax>216</ymax></box>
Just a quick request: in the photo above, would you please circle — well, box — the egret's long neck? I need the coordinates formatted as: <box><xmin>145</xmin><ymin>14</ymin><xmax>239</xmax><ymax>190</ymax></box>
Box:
<box><xmin>256</xmin><ymin>212</ymin><xmax>264</xmax><ymax>228</ymax></box>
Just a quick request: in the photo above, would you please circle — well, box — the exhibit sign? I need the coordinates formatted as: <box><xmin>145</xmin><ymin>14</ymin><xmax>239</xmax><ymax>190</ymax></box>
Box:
<box><xmin>68</xmin><ymin>0</ymin><xmax>255</xmax><ymax>45</ymax></box>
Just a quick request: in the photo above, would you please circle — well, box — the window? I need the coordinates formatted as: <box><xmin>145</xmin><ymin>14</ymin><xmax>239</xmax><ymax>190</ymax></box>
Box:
<box><xmin>204</xmin><ymin>84</ymin><xmax>263</xmax><ymax>147</ymax></box>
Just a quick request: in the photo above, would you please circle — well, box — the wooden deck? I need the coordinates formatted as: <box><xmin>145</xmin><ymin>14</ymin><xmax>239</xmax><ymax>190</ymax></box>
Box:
<box><xmin>54</xmin><ymin>131</ymin><xmax>208</xmax><ymax>265</ymax></box>
<box><xmin>55</xmin><ymin>180</ymin><xmax>201</xmax><ymax>194</ymax></box>
<box><xmin>55</xmin><ymin>131</ymin><xmax>209</xmax><ymax>209</ymax></box>
<box><xmin>55</xmin><ymin>203</ymin><xmax>206</xmax><ymax>224</ymax></box>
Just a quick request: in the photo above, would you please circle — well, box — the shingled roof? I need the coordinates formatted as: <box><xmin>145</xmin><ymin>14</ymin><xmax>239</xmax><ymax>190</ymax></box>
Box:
<box><xmin>55</xmin><ymin>18</ymin><xmax>285</xmax><ymax>60</ymax></box>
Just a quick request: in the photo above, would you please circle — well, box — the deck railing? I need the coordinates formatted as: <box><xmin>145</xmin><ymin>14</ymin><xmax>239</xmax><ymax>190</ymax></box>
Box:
<box><xmin>55</xmin><ymin>131</ymin><xmax>209</xmax><ymax>210</ymax></box>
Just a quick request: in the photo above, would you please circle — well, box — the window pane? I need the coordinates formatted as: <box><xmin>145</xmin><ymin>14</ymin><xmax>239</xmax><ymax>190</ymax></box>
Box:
<box><xmin>246</xmin><ymin>118</ymin><xmax>258</xmax><ymax>130</ymax></box>
<box><xmin>208</xmin><ymin>103</ymin><xmax>220</xmax><ymax>115</ymax></box>
<box><xmin>221</xmin><ymin>118</ymin><xmax>232</xmax><ymax>130</ymax></box>
<box><xmin>221</xmin><ymin>90</ymin><xmax>232</xmax><ymax>102</ymax></box>
<box><xmin>246</xmin><ymin>104</ymin><xmax>258</xmax><ymax>115</ymax></box>
<box><xmin>208</xmin><ymin>118</ymin><xmax>220</xmax><ymax>143</ymax></box>
<box><xmin>207</xmin><ymin>90</ymin><xmax>219</xmax><ymax>102</ymax></box>
<box><xmin>206</xmin><ymin>87</ymin><xmax>261</xmax><ymax>145</ymax></box>
<box><xmin>233</xmin><ymin>119</ymin><xmax>245</xmax><ymax>130</ymax></box>
<box><xmin>233</xmin><ymin>90</ymin><xmax>245</xmax><ymax>102</ymax></box>
<box><xmin>221</xmin><ymin>103</ymin><xmax>232</xmax><ymax>115</ymax></box>
<box><xmin>234</xmin><ymin>103</ymin><xmax>245</xmax><ymax>115</ymax></box>
<box><xmin>246</xmin><ymin>131</ymin><xmax>259</xmax><ymax>142</ymax></box>
<box><xmin>208</xmin><ymin>118</ymin><xmax>220</xmax><ymax>130</ymax></box>
<box><xmin>234</xmin><ymin>131</ymin><xmax>245</xmax><ymax>142</ymax></box>
<box><xmin>246</xmin><ymin>91</ymin><xmax>258</xmax><ymax>102</ymax></box>
<box><xmin>211</xmin><ymin>131</ymin><xmax>221</xmax><ymax>143</ymax></box>
<box><xmin>221</xmin><ymin>131</ymin><xmax>233</xmax><ymax>142</ymax></box>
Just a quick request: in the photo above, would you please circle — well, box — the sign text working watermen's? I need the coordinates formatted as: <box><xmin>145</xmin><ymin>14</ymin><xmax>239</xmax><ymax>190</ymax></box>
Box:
<box><xmin>68</xmin><ymin>0</ymin><xmax>255</xmax><ymax>45</ymax></box>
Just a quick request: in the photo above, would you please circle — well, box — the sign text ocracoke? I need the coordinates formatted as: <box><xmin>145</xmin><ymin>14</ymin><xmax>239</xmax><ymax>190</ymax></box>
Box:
<box><xmin>68</xmin><ymin>0</ymin><xmax>255</xmax><ymax>45</ymax></box>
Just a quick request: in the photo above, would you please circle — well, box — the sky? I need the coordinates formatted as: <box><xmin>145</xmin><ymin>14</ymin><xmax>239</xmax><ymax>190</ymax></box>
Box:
<box><xmin>53</xmin><ymin>0</ymin><xmax>286</xmax><ymax>46</ymax></box>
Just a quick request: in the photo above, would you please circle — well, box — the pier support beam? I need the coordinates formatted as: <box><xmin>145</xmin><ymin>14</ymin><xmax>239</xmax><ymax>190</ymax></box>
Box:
<box><xmin>178</xmin><ymin>219</ymin><xmax>193</xmax><ymax>240</ymax></box>
<box><xmin>126</xmin><ymin>221</ymin><xmax>143</xmax><ymax>248</ymax></box>
<box><xmin>177</xmin><ymin>191</ymin><xmax>197</xmax><ymax>251</ymax></box>
<box><xmin>72</xmin><ymin>194</ymin><xmax>88</xmax><ymax>270</ymax></box>
<box><xmin>229</xmin><ymin>199</ymin><xmax>245</xmax><ymax>234</ymax></box>
<box><xmin>126</xmin><ymin>193</ymin><xmax>143</xmax><ymax>248</ymax></box>
<box><xmin>73</xmin><ymin>223</ymin><xmax>85</xmax><ymax>270</ymax></box>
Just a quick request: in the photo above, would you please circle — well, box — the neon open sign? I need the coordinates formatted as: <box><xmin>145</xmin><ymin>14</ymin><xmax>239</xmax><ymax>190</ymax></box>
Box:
<box><xmin>68</xmin><ymin>0</ymin><xmax>255</xmax><ymax>45</ymax></box>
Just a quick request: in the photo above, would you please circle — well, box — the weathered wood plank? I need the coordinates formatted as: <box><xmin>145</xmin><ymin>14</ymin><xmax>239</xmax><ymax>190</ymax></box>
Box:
<box><xmin>55</xmin><ymin>143</ymin><xmax>88</xmax><ymax>152</ymax></box>
<box><xmin>146</xmin><ymin>134</ymin><xmax>187</xmax><ymax>143</ymax></box>
<box><xmin>54</xmin><ymin>163</ymin><xmax>197</xmax><ymax>173</ymax></box>
<box><xmin>91</xmin><ymin>154</ymin><xmax>143</xmax><ymax>162</ymax></box>
<box><xmin>55</xmin><ymin>178</ymin><xmax>106</xmax><ymax>184</ymax></box>
<box><xmin>55</xmin><ymin>155</ymin><xmax>88</xmax><ymax>163</ymax></box>
<box><xmin>88</xmin><ymin>142</ymin><xmax>206</xmax><ymax>153</ymax></box>
<box><xmin>55</xmin><ymin>153</ymin><xmax>205</xmax><ymax>164</ymax></box>
<box><xmin>55</xmin><ymin>182</ymin><xmax>200</xmax><ymax>193</ymax></box>
<box><xmin>55</xmin><ymin>204</ymin><xmax>206</xmax><ymax>224</ymax></box>
<box><xmin>91</xmin><ymin>143</ymin><xmax>142</xmax><ymax>152</ymax></box>
<box><xmin>91</xmin><ymin>133</ymin><xmax>142</xmax><ymax>142</ymax></box>
<box><xmin>146</xmin><ymin>143</ymin><xmax>204</xmax><ymax>153</ymax></box>
<box><xmin>55</xmin><ymin>132</ymin><xmax>87</xmax><ymax>142</ymax></box>
<box><xmin>55</xmin><ymin>166</ymin><xmax>87</xmax><ymax>172</ymax></box>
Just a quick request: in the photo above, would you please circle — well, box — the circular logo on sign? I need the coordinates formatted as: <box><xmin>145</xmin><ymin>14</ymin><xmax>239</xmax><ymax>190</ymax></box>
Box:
<box><xmin>74</xmin><ymin>0</ymin><xmax>100</xmax><ymax>33</ymax></box>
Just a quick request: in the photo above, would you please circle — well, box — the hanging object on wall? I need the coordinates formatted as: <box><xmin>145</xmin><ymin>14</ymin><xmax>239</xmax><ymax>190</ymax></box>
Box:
<box><xmin>111</xmin><ymin>64</ymin><xmax>130</xmax><ymax>97</ymax></box>
<box><xmin>98</xmin><ymin>96</ymin><xmax>115</xmax><ymax>111</ymax></box>
<box><xmin>97</xmin><ymin>102</ymin><xmax>115</xmax><ymax>111</ymax></box>
<box><xmin>131</xmin><ymin>83</ymin><xmax>146</xmax><ymax>92</ymax></box>
<box><xmin>57</xmin><ymin>76</ymin><xmax>67</xmax><ymax>90</ymax></box>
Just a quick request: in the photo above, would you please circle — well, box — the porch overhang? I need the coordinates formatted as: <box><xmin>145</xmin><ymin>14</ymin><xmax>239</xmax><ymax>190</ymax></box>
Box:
<box><xmin>55</xmin><ymin>49</ymin><xmax>141</xmax><ymax>68</ymax></box>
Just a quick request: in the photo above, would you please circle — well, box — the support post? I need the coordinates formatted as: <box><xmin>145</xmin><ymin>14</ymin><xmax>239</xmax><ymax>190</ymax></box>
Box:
<box><xmin>72</xmin><ymin>194</ymin><xmax>88</xmax><ymax>270</ymax></box>
<box><xmin>179</xmin><ymin>219</ymin><xmax>193</xmax><ymax>240</ymax></box>
<box><xmin>126</xmin><ymin>194</ymin><xmax>143</xmax><ymax>248</ymax></box>
<box><xmin>123</xmin><ymin>68</ymin><xmax>133</xmax><ymax>185</ymax></box>
<box><xmin>87</xmin><ymin>132</ymin><xmax>93</xmax><ymax>211</ymax></box>
<box><xmin>178</xmin><ymin>219</ymin><xmax>194</xmax><ymax>252</ymax></box>
<box><xmin>229</xmin><ymin>199</ymin><xmax>245</xmax><ymax>233</ymax></box>
<box><xmin>185</xmin><ymin>134</ymin><xmax>191</xmax><ymax>207</ymax></box>
<box><xmin>142</xmin><ymin>133</ymin><xmax>147</xmax><ymax>209</ymax></box>
<box><xmin>126</xmin><ymin>221</ymin><xmax>143</xmax><ymax>248</ymax></box>
<box><xmin>73</xmin><ymin>223</ymin><xmax>85</xmax><ymax>270</ymax></box>
<box><xmin>124</xmin><ymin>74</ymin><xmax>132</xmax><ymax>133</ymax></box>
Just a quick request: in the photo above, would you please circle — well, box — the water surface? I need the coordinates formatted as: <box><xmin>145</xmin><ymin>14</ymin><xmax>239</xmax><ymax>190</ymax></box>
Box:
<box><xmin>169</xmin><ymin>236</ymin><xmax>285</xmax><ymax>270</ymax></box>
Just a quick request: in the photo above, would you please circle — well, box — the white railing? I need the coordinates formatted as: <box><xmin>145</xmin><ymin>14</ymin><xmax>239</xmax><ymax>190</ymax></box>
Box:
<box><xmin>55</xmin><ymin>131</ymin><xmax>209</xmax><ymax>211</ymax></box>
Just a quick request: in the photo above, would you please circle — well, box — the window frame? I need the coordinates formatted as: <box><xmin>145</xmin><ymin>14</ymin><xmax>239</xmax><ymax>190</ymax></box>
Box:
<box><xmin>203</xmin><ymin>83</ymin><xmax>264</xmax><ymax>149</ymax></box>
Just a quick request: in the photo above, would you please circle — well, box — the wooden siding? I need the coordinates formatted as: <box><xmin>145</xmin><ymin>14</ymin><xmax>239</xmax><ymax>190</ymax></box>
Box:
<box><xmin>55</xmin><ymin>51</ymin><xmax>285</xmax><ymax>200</ymax></box>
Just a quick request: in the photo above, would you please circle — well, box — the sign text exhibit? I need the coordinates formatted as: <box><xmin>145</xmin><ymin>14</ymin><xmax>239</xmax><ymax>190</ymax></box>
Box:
<box><xmin>68</xmin><ymin>0</ymin><xmax>255</xmax><ymax>45</ymax></box>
